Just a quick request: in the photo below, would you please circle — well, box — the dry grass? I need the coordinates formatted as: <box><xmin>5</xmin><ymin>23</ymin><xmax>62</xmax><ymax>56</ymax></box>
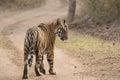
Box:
<box><xmin>0</xmin><ymin>0</ymin><xmax>46</xmax><ymax>9</ymax></box>
<box><xmin>0</xmin><ymin>36</ymin><xmax>23</xmax><ymax>66</ymax></box>
<box><xmin>0</xmin><ymin>36</ymin><xmax>20</xmax><ymax>53</ymax></box>
<box><xmin>80</xmin><ymin>0</ymin><xmax>120</xmax><ymax>23</ymax></box>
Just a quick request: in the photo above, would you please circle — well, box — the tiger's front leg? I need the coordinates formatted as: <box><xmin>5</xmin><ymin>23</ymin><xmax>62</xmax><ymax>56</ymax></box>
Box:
<box><xmin>47</xmin><ymin>51</ymin><xmax>56</xmax><ymax>75</ymax></box>
<box><xmin>40</xmin><ymin>56</ymin><xmax>46</xmax><ymax>74</ymax></box>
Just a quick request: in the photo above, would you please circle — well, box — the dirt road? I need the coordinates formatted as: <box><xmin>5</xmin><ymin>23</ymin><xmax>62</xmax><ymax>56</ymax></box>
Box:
<box><xmin>0</xmin><ymin>0</ymin><xmax>97</xmax><ymax>80</ymax></box>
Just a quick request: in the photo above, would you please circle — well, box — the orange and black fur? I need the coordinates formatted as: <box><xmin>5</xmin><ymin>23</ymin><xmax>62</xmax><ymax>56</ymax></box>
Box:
<box><xmin>23</xmin><ymin>19</ymin><xmax>68</xmax><ymax>79</ymax></box>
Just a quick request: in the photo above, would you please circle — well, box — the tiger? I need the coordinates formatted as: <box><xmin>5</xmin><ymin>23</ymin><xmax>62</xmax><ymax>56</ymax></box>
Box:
<box><xmin>22</xmin><ymin>18</ymin><xmax>68</xmax><ymax>79</ymax></box>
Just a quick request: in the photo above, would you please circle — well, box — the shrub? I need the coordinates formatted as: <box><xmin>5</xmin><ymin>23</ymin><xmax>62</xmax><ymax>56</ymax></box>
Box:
<box><xmin>79</xmin><ymin>0</ymin><xmax>120</xmax><ymax>23</ymax></box>
<box><xmin>0</xmin><ymin>0</ymin><xmax>46</xmax><ymax>9</ymax></box>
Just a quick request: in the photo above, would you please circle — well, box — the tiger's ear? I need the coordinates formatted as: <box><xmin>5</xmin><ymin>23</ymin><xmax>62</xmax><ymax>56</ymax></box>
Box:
<box><xmin>63</xmin><ymin>19</ymin><xmax>66</xmax><ymax>24</ymax></box>
<box><xmin>56</xmin><ymin>18</ymin><xmax>61</xmax><ymax>25</ymax></box>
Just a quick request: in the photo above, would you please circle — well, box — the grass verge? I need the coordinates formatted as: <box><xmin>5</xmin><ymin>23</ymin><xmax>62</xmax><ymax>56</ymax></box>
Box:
<box><xmin>56</xmin><ymin>30</ymin><xmax>120</xmax><ymax>55</ymax></box>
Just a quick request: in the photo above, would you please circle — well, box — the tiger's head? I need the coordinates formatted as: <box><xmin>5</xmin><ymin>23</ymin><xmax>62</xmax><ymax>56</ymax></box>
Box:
<box><xmin>55</xmin><ymin>18</ymin><xmax>68</xmax><ymax>41</ymax></box>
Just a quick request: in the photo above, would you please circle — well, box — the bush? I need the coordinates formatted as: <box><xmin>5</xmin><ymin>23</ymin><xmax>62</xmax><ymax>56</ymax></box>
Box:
<box><xmin>0</xmin><ymin>0</ymin><xmax>46</xmax><ymax>9</ymax></box>
<box><xmin>79</xmin><ymin>0</ymin><xmax>120</xmax><ymax>23</ymax></box>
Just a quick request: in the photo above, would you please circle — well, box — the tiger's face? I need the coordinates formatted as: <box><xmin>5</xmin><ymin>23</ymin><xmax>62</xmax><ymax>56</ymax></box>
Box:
<box><xmin>55</xmin><ymin>19</ymin><xmax>68</xmax><ymax>41</ymax></box>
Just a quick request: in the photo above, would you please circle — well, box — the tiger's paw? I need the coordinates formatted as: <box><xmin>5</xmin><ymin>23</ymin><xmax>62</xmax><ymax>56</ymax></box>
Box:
<box><xmin>36</xmin><ymin>73</ymin><xmax>43</xmax><ymax>76</ymax></box>
<box><xmin>22</xmin><ymin>76</ymin><xmax>28</xmax><ymax>79</ymax></box>
<box><xmin>49</xmin><ymin>69</ymin><xmax>56</xmax><ymax>75</ymax></box>
<box><xmin>40</xmin><ymin>69</ymin><xmax>46</xmax><ymax>74</ymax></box>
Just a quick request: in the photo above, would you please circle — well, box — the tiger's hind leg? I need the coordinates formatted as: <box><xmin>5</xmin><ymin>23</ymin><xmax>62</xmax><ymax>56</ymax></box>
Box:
<box><xmin>47</xmin><ymin>51</ymin><xmax>56</xmax><ymax>75</ymax></box>
<box><xmin>34</xmin><ymin>54</ymin><xmax>43</xmax><ymax>76</ymax></box>
<box><xmin>22</xmin><ymin>55</ymin><xmax>29</xmax><ymax>79</ymax></box>
<box><xmin>40</xmin><ymin>56</ymin><xmax>46</xmax><ymax>74</ymax></box>
<box><xmin>23</xmin><ymin>63</ymin><xmax>29</xmax><ymax>79</ymax></box>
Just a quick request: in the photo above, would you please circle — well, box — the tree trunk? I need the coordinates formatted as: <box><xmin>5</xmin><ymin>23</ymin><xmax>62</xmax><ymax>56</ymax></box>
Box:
<box><xmin>67</xmin><ymin>0</ymin><xmax>76</xmax><ymax>22</ymax></box>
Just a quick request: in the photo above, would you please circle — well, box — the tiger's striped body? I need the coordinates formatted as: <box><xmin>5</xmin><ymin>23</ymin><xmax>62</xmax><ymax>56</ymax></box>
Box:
<box><xmin>24</xmin><ymin>23</ymin><xmax>56</xmax><ymax>56</ymax></box>
<box><xmin>23</xmin><ymin>19</ymin><xmax>68</xmax><ymax>79</ymax></box>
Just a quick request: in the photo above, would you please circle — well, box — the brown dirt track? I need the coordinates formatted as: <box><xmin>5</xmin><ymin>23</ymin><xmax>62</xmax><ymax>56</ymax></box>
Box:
<box><xmin>0</xmin><ymin>0</ymin><xmax>95</xmax><ymax>80</ymax></box>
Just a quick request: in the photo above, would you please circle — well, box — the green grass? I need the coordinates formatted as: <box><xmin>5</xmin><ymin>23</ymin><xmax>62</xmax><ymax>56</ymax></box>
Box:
<box><xmin>55</xmin><ymin>30</ymin><xmax>120</xmax><ymax>55</ymax></box>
